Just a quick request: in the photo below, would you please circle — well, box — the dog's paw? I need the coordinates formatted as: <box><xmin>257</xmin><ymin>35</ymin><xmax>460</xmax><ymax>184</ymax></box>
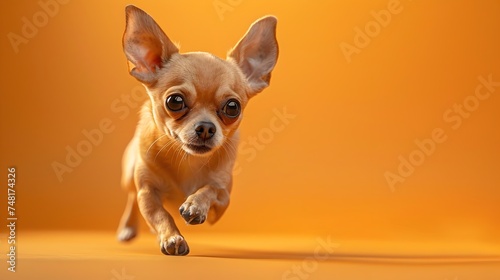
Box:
<box><xmin>117</xmin><ymin>226</ymin><xmax>137</xmax><ymax>242</ymax></box>
<box><xmin>179</xmin><ymin>200</ymin><xmax>208</xmax><ymax>225</ymax></box>
<box><xmin>160</xmin><ymin>235</ymin><xmax>190</xmax><ymax>256</ymax></box>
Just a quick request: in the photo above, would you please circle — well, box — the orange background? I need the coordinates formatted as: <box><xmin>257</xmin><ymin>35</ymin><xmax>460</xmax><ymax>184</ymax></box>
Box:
<box><xmin>1</xmin><ymin>0</ymin><xmax>499</xmax><ymax>252</ymax></box>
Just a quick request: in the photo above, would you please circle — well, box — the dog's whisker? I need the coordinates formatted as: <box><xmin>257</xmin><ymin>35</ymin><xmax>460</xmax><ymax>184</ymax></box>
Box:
<box><xmin>163</xmin><ymin>140</ymin><xmax>177</xmax><ymax>159</ymax></box>
<box><xmin>153</xmin><ymin>140</ymin><xmax>176</xmax><ymax>163</ymax></box>
<box><xmin>187</xmin><ymin>149</ymin><xmax>198</xmax><ymax>171</ymax></box>
<box><xmin>172</xmin><ymin>144</ymin><xmax>184</xmax><ymax>173</ymax></box>
<box><xmin>153</xmin><ymin>143</ymin><xmax>170</xmax><ymax>163</ymax></box>
<box><xmin>178</xmin><ymin>149</ymin><xmax>186</xmax><ymax>172</ymax></box>
<box><xmin>196</xmin><ymin>151</ymin><xmax>212</xmax><ymax>173</ymax></box>
<box><xmin>224</xmin><ymin>139</ymin><xmax>238</xmax><ymax>160</ymax></box>
<box><xmin>216</xmin><ymin>146</ymin><xmax>225</xmax><ymax>171</ymax></box>
<box><xmin>185</xmin><ymin>153</ymin><xmax>192</xmax><ymax>171</ymax></box>
<box><xmin>146</xmin><ymin>134</ymin><xmax>169</xmax><ymax>156</ymax></box>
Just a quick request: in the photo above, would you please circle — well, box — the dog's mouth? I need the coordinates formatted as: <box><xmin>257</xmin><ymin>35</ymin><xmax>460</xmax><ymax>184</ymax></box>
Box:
<box><xmin>172</xmin><ymin>132</ymin><xmax>218</xmax><ymax>156</ymax></box>
<box><xmin>184</xmin><ymin>143</ymin><xmax>213</xmax><ymax>155</ymax></box>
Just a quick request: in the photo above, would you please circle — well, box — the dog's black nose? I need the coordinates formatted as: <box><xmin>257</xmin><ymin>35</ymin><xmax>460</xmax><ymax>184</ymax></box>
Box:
<box><xmin>195</xmin><ymin>122</ymin><xmax>216</xmax><ymax>140</ymax></box>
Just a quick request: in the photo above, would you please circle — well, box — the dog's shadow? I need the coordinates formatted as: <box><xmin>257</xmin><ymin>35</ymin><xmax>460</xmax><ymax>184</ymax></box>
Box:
<box><xmin>190</xmin><ymin>249</ymin><xmax>495</xmax><ymax>265</ymax></box>
<box><xmin>125</xmin><ymin>239</ymin><xmax>499</xmax><ymax>264</ymax></box>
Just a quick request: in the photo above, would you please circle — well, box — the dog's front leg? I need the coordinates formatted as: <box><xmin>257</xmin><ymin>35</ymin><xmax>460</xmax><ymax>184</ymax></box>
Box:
<box><xmin>179</xmin><ymin>184</ymin><xmax>230</xmax><ymax>225</ymax></box>
<box><xmin>136</xmin><ymin>187</ymin><xmax>189</xmax><ymax>255</ymax></box>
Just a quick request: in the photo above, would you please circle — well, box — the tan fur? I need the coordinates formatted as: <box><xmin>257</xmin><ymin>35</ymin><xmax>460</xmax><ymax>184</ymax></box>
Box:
<box><xmin>117</xmin><ymin>5</ymin><xmax>278</xmax><ymax>255</ymax></box>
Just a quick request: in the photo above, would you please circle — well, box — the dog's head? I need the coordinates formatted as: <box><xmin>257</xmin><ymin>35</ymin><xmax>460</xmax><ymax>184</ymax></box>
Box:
<box><xmin>122</xmin><ymin>6</ymin><xmax>278</xmax><ymax>156</ymax></box>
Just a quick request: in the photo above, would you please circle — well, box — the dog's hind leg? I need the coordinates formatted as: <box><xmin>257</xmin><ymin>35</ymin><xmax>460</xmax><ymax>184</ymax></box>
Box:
<box><xmin>117</xmin><ymin>139</ymin><xmax>139</xmax><ymax>242</ymax></box>
<box><xmin>117</xmin><ymin>192</ymin><xmax>139</xmax><ymax>242</ymax></box>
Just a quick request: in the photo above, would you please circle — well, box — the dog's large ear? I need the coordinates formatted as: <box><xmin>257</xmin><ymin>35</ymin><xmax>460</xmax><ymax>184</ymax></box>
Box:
<box><xmin>228</xmin><ymin>16</ymin><xmax>279</xmax><ymax>95</ymax></box>
<box><xmin>123</xmin><ymin>5</ymin><xmax>179</xmax><ymax>85</ymax></box>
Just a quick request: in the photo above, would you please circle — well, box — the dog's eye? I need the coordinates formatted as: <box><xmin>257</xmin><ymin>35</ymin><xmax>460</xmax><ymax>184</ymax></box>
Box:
<box><xmin>166</xmin><ymin>94</ymin><xmax>185</xmax><ymax>111</ymax></box>
<box><xmin>223</xmin><ymin>99</ymin><xmax>241</xmax><ymax>118</ymax></box>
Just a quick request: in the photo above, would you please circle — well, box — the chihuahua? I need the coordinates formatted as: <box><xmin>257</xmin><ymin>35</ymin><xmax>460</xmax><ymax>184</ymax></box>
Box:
<box><xmin>116</xmin><ymin>5</ymin><xmax>278</xmax><ymax>255</ymax></box>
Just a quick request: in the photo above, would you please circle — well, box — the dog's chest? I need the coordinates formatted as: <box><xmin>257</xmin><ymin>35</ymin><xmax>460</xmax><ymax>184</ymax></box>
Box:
<box><xmin>156</xmin><ymin>160</ymin><xmax>213</xmax><ymax>198</ymax></box>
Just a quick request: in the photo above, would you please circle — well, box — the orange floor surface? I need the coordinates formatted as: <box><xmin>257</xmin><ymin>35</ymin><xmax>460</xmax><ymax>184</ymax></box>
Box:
<box><xmin>1</xmin><ymin>231</ymin><xmax>499</xmax><ymax>280</ymax></box>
